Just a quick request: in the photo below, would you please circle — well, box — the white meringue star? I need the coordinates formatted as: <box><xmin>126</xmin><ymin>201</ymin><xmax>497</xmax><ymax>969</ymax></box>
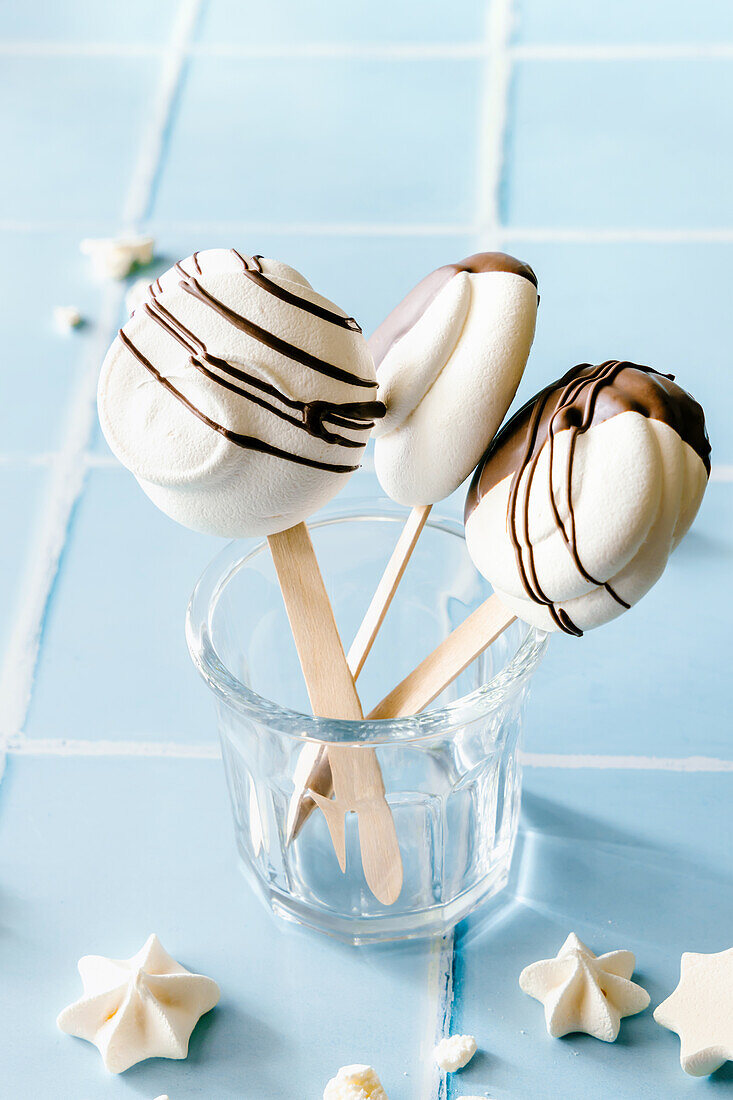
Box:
<box><xmin>654</xmin><ymin>947</ymin><xmax>733</xmax><ymax>1076</ymax></box>
<box><xmin>519</xmin><ymin>933</ymin><xmax>650</xmax><ymax>1041</ymax></box>
<box><xmin>57</xmin><ymin>933</ymin><xmax>220</xmax><ymax>1074</ymax></box>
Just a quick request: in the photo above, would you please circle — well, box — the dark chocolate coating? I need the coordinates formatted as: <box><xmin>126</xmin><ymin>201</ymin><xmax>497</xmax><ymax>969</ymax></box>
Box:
<box><xmin>465</xmin><ymin>361</ymin><xmax>710</xmax><ymax>636</ymax></box>
<box><xmin>368</xmin><ymin>252</ymin><xmax>538</xmax><ymax>370</ymax></box>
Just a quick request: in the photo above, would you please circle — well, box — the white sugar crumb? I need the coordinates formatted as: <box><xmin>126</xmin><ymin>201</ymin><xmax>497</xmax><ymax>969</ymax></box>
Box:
<box><xmin>434</xmin><ymin>1034</ymin><xmax>477</xmax><ymax>1072</ymax></box>
<box><xmin>80</xmin><ymin>235</ymin><xmax>154</xmax><ymax>280</ymax></box>
<box><xmin>323</xmin><ymin>1064</ymin><xmax>388</xmax><ymax>1099</ymax></box>
<box><xmin>126</xmin><ymin>276</ymin><xmax>152</xmax><ymax>315</ymax></box>
<box><xmin>53</xmin><ymin>305</ymin><xmax>82</xmax><ymax>331</ymax></box>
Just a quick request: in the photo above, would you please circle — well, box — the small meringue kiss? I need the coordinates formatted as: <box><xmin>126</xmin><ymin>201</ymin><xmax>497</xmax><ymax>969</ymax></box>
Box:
<box><xmin>57</xmin><ymin>933</ymin><xmax>220</xmax><ymax>1073</ymax></box>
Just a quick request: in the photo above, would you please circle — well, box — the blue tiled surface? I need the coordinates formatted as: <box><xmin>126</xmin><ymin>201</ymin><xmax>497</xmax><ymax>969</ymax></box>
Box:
<box><xmin>25</xmin><ymin>468</ymin><xmax>221</xmax><ymax>742</ymax></box>
<box><xmin>0</xmin><ymin>57</ymin><xmax>160</xmax><ymax>222</ymax></box>
<box><xmin>451</xmin><ymin>768</ymin><xmax>733</xmax><ymax>1098</ymax></box>
<box><xmin>0</xmin><ymin>0</ymin><xmax>181</xmax><ymax>43</ymax></box>
<box><xmin>0</xmin><ymin>756</ymin><xmax>433</xmax><ymax>1099</ymax></box>
<box><xmin>514</xmin><ymin>0</ymin><xmax>733</xmax><ymax>44</ymax></box>
<box><xmin>198</xmin><ymin>0</ymin><xmax>486</xmax><ymax>45</ymax></box>
<box><xmin>0</xmin><ymin>467</ymin><xmax>47</xmax><ymax>657</ymax></box>
<box><xmin>0</xmin><ymin>1</ymin><xmax>731</xmax><ymax>1098</ymax></box>
<box><xmin>505</xmin><ymin>58</ymin><xmax>733</xmax><ymax>228</ymax></box>
<box><xmin>154</xmin><ymin>56</ymin><xmax>481</xmax><ymax>224</ymax></box>
<box><xmin>507</xmin><ymin>240</ymin><xmax>732</xmax><ymax>462</ymax></box>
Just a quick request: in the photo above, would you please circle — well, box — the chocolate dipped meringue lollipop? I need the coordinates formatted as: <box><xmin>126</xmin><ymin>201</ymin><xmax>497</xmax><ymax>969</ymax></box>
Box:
<box><xmin>347</xmin><ymin>252</ymin><xmax>539</xmax><ymax>678</ymax></box>
<box><xmin>98</xmin><ymin>248</ymin><xmax>402</xmax><ymax>905</ymax></box>
<box><xmin>370</xmin><ymin>361</ymin><xmax>710</xmax><ymax>718</ymax></box>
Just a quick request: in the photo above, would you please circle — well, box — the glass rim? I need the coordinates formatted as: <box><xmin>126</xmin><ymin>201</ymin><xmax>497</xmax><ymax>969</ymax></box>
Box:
<box><xmin>186</xmin><ymin>498</ymin><xmax>549</xmax><ymax>745</ymax></box>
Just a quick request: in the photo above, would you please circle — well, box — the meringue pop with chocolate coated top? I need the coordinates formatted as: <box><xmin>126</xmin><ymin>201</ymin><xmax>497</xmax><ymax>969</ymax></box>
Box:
<box><xmin>465</xmin><ymin>361</ymin><xmax>710</xmax><ymax>636</ymax></box>
<box><xmin>371</xmin><ymin>252</ymin><xmax>538</xmax><ymax>507</ymax></box>
<box><xmin>98</xmin><ymin>248</ymin><xmax>382</xmax><ymax>537</ymax></box>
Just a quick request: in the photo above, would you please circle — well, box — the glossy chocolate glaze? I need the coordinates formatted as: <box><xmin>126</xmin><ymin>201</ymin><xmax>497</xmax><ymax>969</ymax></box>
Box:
<box><xmin>119</xmin><ymin>251</ymin><xmax>382</xmax><ymax>474</ymax></box>
<box><xmin>466</xmin><ymin>361</ymin><xmax>710</xmax><ymax>636</ymax></box>
<box><xmin>368</xmin><ymin>251</ymin><xmax>538</xmax><ymax>369</ymax></box>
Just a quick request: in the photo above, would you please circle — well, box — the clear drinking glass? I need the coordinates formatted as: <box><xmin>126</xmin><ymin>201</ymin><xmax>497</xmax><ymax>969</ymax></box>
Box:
<box><xmin>187</xmin><ymin>500</ymin><xmax>547</xmax><ymax>945</ymax></box>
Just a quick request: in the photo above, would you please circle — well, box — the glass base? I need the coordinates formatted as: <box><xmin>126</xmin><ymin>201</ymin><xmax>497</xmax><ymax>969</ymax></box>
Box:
<box><xmin>239</xmin><ymin>853</ymin><xmax>514</xmax><ymax>945</ymax></box>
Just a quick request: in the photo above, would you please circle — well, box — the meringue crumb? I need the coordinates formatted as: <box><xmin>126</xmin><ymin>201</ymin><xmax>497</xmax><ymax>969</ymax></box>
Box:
<box><xmin>434</xmin><ymin>1034</ymin><xmax>477</xmax><ymax>1072</ymax></box>
<box><xmin>323</xmin><ymin>1064</ymin><xmax>388</xmax><ymax>1099</ymax></box>
<box><xmin>80</xmin><ymin>235</ymin><xmax>154</xmax><ymax>280</ymax></box>
<box><xmin>53</xmin><ymin>305</ymin><xmax>82</xmax><ymax>331</ymax></box>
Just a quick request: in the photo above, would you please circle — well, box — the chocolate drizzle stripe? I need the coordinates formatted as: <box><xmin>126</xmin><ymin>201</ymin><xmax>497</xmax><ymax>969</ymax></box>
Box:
<box><xmin>230</xmin><ymin>249</ymin><xmax>362</xmax><ymax>332</ymax></box>
<box><xmin>139</xmin><ymin>298</ymin><xmax>380</xmax><ymax>449</ymax></box>
<box><xmin>181</xmin><ymin>276</ymin><xmax>375</xmax><ymax>389</ymax></box>
<box><xmin>468</xmin><ymin>360</ymin><xmax>710</xmax><ymax>637</ymax></box>
<box><xmin>118</xmin><ymin>329</ymin><xmax>361</xmax><ymax>474</ymax></box>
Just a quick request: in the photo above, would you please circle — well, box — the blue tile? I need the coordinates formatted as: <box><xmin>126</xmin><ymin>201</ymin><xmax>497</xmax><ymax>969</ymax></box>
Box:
<box><xmin>503</xmin><ymin>240</ymin><xmax>731</xmax><ymax>463</ymax></box>
<box><xmin>505</xmin><ymin>59</ymin><xmax>733</xmax><ymax>228</ymax></box>
<box><xmin>0</xmin><ymin>0</ymin><xmax>180</xmax><ymax>43</ymax></box>
<box><xmin>0</xmin><ymin>231</ymin><xmax>113</xmax><ymax>454</ymax></box>
<box><xmin>153</xmin><ymin>56</ymin><xmax>481</xmax><ymax>224</ymax></box>
<box><xmin>25</xmin><ymin>468</ymin><xmax>222</xmax><ymax>742</ymax></box>
<box><xmin>0</xmin><ymin>466</ymin><xmax>47</xmax><ymax>660</ymax></box>
<box><xmin>515</xmin><ymin>0</ymin><xmax>733</xmax><ymax>44</ymax></box>
<box><xmin>449</xmin><ymin>768</ymin><xmax>733</xmax><ymax>1099</ymax></box>
<box><xmin>522</xmin><ymin>483</ymin><xmax>731</xmax><ymax>758</ymax></box>
<box><xmin>0</xmin><ymin>754</ymin><xmax>434</xmax><ymax>1099</ymax></box>
<box><xmin>0</xmin><ymin>57</ymin><xmax>160</xmax><ymax>221</ymax></box>
<box><xmin>198</xmin><ymin>0</ymin><xmax>485</xmax><ymax>45</ymax></box>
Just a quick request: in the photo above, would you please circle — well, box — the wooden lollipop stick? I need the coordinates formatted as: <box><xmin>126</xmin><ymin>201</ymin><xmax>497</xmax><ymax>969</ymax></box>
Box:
<box><xmin>268</xmin><ymin>522</ymin><xmax>403</xmax><ymax>905</ymax></box>
<box><xmin>368</xmin><ymin>593</ymin><xmax>516</xmax><ymax>720</ymax></box>
<box><xmin>347</xmin><ymin>504</ymin><xmax>432</xmax><ymax>679</ymax></box>
<box><xmin>287</xmin><ymin>503</ymin><xmax>431</xmax><ymax>839</ymax></box>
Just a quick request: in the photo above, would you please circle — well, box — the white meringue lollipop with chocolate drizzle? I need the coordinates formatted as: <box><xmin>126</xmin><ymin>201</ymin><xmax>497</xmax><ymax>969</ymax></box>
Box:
<box><xmin>98</xmin><ymin>248</ymin><xmax>402</xmax><ymax>905</ymax></box>
<box><xmin>369</xmin><ymin>361</ymin><xmax>710</xmax><ymax>719</ymax></box>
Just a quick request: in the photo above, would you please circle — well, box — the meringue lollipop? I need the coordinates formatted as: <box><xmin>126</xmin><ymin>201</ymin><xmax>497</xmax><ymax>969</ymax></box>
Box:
<box><xmin>347</xmin><ymin>252</ymin><xmax>538</xmax><ymax>678</ymax></box>
<box><xmin>370</xmin><ymin>361</ymin><xmax>710</xmax><ymax>718</ymax></box>
<box><xmin>98</xmin><ymin>248</ymin><xmax>402</xmax><ymax>904</ymax></box>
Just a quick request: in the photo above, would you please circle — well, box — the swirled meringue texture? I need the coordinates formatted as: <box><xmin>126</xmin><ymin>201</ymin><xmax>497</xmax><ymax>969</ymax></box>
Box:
<box><xmin>465</xmin><ymin>362</ymin><xmax>710</xmax><ymax>636</ymax></box>
<box><xmin>370</xmin><ymin>253</ymin><xmax>539</xmax><ymax>507</ymax></box>
<box><xmin>98</xmin><ymin>249</ymin><xmax>379</xmax><ymax>538</ymax></box>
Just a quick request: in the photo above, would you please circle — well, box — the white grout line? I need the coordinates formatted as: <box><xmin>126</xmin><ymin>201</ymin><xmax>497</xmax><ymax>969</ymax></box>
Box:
<box><xmin>512</xmin><ymin>43</ymin><xmax>733</xmax><ymax>61</ymax></box>
<box><xmin>193</xmin><ymin>41</ymin><xmax>488</xmax><ymax>60</ymax></box>
<box><xmin>2</xmin><ymin>220</ymin><xmax>733</xmax><ymax>243</ymax></box>
<box><xmin>5</xmin><ymin>40</ymin><xmax>733</xmax><ymax>62</ymax></box>
<box><xmin>0</xmin><ymin>282</ymin><xmax>123</xmax><ymax>764</ymax></box>
<box><xmin>7</xmin><ymin>738</ymin><xmax>221</xmax><ymax>759</ymax></box>
<box><xmin>521</xmin><ymin>753</ymin><xmax>733</xmax><ymax>772</ymax></box>
<box><xmin>4</xmin><ymin>739</ymin><xmax>733</xmax><ymax>770</ymax></box>
<box><xmin>475</xmin><ymin>0</ymin><xmax>514</xmax><ymax>243</ymax></box>
<box><xmin>424</xmin><ymin>932</ymin><xmax>455</xmax><ymax>1100</ymax></box>
<box><xmin>122</xmin><ymin>0</ymin><xmax>202</xmax><ymax>228</ymax></box>
<box><xmin>0</xmin><ymin>41</ymin><xmax>163</xmax><ymax>57</ymax></box>
<box><xmin>147</xmin><ymin>220</ymin><xmax>477</xmax><ymax>237</ymax></box>
<box><xmin>0</xmin><ymin>1</ymin><xmax>202</xmax><ymax>778</ymax></box>
<box><xmin>711</xmin><ymin>465</ymin><xmax>733</xmax><ymax>482</ymax></box>
<box><xmin>501</xmin><ymin>226</ymin><xmax>733</xmax><ymax>243</ymax></box>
